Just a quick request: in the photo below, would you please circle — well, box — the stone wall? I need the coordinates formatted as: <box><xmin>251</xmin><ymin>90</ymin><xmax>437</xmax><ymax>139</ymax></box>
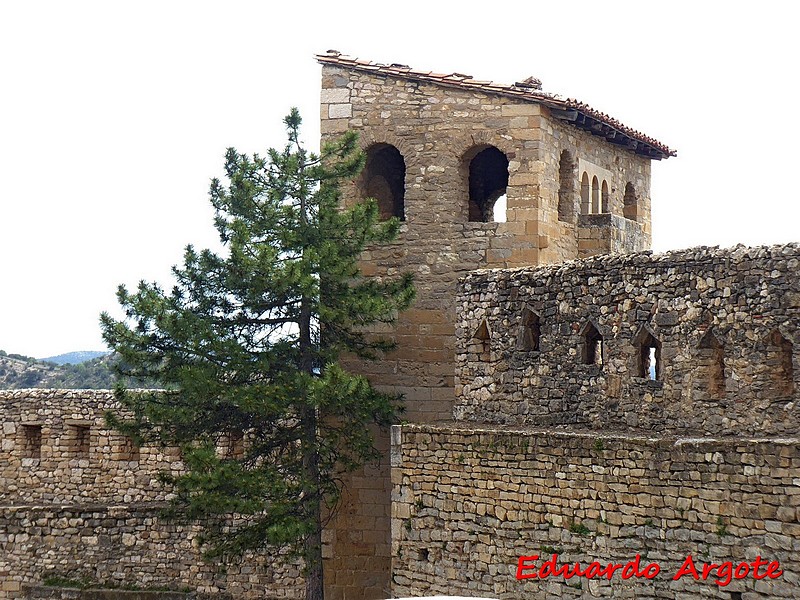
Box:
<box><xmin>390</xmin><ymin>424</ymin><xmax>800</xmax><ymax>599</ymax></box>
<box><xmin>0</xmin><ymin>505</ymin><xmax>303</xmax><ymax>599</ymax></box>
<box><xmin>0</xmin><ymin>390</ymin><xmax>303</xmax><ymax>600</ymax></box>
<box><xmin>455</xmin><ymin>244</ymin><xmax>800</xmax><ymax>434</ymax></box>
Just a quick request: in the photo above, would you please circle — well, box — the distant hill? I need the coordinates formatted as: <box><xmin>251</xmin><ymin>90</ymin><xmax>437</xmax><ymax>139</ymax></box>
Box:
<box><xmin>39</xmin><ymin>350</ymin><xmax>109</xmax><ymax>365</ymax></box>
<box><xmin>0</xmin><ymin>350</ymin><xmax>159</xmax><ymax>390</ymax></box>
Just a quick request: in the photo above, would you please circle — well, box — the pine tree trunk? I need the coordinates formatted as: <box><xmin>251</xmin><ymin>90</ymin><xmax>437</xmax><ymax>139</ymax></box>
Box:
<box><xmin>301</xmin><ymin>398</ymin><xmax>325</xmax><ymax>600</ymax></box>
<box><xmin>303</xmin><ymin>492</ymin><xmax>324</xmax><ymax>600</ymax></box>
<box><xmin>299</xmin><ymin>287</ymin><xmax>324</xmax><ymax>600</ymax></box>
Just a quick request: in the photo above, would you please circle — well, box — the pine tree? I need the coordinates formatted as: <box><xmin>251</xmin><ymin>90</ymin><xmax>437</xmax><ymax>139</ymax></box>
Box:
<box><xmin>100</xmin><ymin>109</ymin><xmax>414</xmax><ymax>600</ymax></box>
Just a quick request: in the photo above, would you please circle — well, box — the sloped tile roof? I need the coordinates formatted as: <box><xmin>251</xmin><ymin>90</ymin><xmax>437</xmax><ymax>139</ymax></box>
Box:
<box><xmin>316</xmin><ymin>51</ymin><xmax>676</xmax><ymax>160</ymax></box>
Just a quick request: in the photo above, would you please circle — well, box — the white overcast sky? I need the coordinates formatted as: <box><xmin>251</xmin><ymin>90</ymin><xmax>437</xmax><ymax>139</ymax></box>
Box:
<box><xmin>1</xmin><ymin>1</ymin><xmax>798</xmax><ymax>358</ymax></box>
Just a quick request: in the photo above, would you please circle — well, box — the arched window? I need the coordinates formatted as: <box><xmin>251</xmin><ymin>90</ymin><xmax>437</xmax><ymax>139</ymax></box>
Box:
<box><xmin>601</xmin><ymin>180</ymin><xmax>610</xmax><ymax>213</ymax></box>
<box><xmin>580</xmin><ymin>172</ymin><xmax>590</xmax><ymax>215</ymax></box>
<box><xmin>557</xmin><ymin>150</ymin><xmax>577</xmax><ymax>223</ymax></box>
<box><xmin>591</xmin><ymin>176</ymin><xmax>600</xmax><ymax>214</ymax></box>
<box><xmin>517</xmin><ymin>308</ymin><xmax>541</xmax><ymax>352</ymax></box>
<box><xmin>361</xmin><ymin>144</ymin><xmax>406</xmax><ymax>220</ymax></box>
<box><xmin>623</xmin><ymin>182</ymin><xmax>638</xmax><ymax>221</ymax></box>
<box><xmin>580</xmin><ymin>321</ymin><xmax>603</xmax><ymax>366</ymax></box>
<box><xmin>634</xmin><ymin>326</ymin><xmax>661</xmax><ymax>381</ymax></box>
<box><xmin>698</xmin><ymin>329</ymin><xmax>726</xmax><ymax>399</ymax></box>
<box><xmin>465</xmin><ymin>146</ymin><xmax>509</xmax><ymax>222</ymax></box>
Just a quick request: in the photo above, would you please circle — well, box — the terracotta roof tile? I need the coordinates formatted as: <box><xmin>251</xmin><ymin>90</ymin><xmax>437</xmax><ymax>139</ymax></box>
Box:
<box><xmin>316</xmin><ymin>51</ymin><xmax>676</xmax><ymax>159</ymax></box>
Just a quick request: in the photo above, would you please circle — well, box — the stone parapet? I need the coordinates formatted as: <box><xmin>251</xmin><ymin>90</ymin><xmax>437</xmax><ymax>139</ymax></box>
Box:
<box><xmin>0</xmin><ymin>390</ymin><xmax>178</xmax><ymax>505</ymax></box>
<box><xmin>455</xmin><ymin>243</ymin><xmax>800</xmax><ymax>434</ymax></box>
<box><xmin>0</xmin><ymin>390</ymin><xmax>303</xmax><ymax>599</ymax></box>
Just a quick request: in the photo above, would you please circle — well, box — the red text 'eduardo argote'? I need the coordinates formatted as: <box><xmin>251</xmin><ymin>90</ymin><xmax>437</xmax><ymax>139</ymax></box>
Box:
<box><xmin>516</xmin><ymin>554</ymin><xmax>783</xmax><ymax>587</ymax></box>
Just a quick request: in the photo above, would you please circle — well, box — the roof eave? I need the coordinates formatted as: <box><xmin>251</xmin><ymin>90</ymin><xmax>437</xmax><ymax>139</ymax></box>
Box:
<box><xmin>316</xmin><ymin>53</ymin><xmax>677</xmax><ymax>160</ymax></box>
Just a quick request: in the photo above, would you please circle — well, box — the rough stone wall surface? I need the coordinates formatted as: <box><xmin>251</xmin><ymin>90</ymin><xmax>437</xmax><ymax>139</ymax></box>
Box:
<box><xmin>1</xmin><ymin>390</ymin><xmax>178</xmax><ymax>505</ymax></box>
<box><xmin>0</xmin><ymin>505</ymin><xmax>302</xmax><ymax>600</ymax></box>
<box><xmin>391</xmin><ymin>424</ymin><xmax>800</xmax><ymax>599</ymax></box>
<box><xmin>455</xmin><ymin>243</ymin><xmax>800</xmax><ymax>433</ymax></box>
<box><xmin>0</xmin><ymin>390</ymin><xmax>303</xmax><ymax>600</ymax></box>
<box><xmin>320</xmin><ymin>62</ymin><xmax>655</xmax><ymax>600</ymax></box>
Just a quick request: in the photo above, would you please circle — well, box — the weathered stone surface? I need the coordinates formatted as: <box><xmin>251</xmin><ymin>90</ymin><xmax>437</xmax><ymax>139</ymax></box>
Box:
<box><xmin>0</xmin><ymin>390</ymin><xmax>303</xmax><ymax>600</ymax></box>
<box><xmin>391</xmin><ymin>424</ymin><xmax>800</xmax><ymax>599</ymax></box>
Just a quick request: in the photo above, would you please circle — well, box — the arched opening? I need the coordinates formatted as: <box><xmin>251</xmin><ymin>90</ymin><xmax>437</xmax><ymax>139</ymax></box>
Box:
<box><xmin>466</xmin><ymin>146</ymin><xmax>509</xmax><ymax>222</ymax></box>
<box><xmin>517</xmin><ymin>308</ymin><xmax>541</xmax><ymax>352</ymax></box>
<box><xmin>591</xmin><ymin>176</ymin><xmax>600</xmax><ymax>214</ymax></box>
<box><xmin>634</xmin><ymin>327</ymin><xmax>661</xmax><ymax>380</ymax></box>
<box><xmin>580</xmin><ymin>321</ymin><xmax>603</xmax><ymax>366</ymax></box>
<box><xmin>361</xmin><ymin>144</ymin><xmax>406</xmax><ymax>220</ymax></box>
<box><xmin>580</xmin><ymin>172</ymin><xmax>590</xmax><ymax>214</ymax></box>
<box><xmin>557</xmin><ymin>150</ymin><xmax>577</xmax><ymax>223</ymax></box>
<box><xmin>698</xmin><ymin>329</ymin><xmax>726</xmax><ymax>399</ymax></box>
<box><xmin>601</xmin><ymin>180</ymin><xmax>610</xmax><ymax>213</ymax></box>
<box><xmin>764</xmin><ymin>329</ymin><xmax>794</xmax><ymax>397</ymax></box>
<box><xmin>623</xmin><ymin>182</ymin><xmax>638</xmax><ymax>221</ymax></box>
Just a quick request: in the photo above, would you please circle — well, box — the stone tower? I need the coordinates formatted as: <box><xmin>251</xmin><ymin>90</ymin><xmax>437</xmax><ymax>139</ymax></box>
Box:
<box><xmin>316</xmin><ymin>50</ymin><xmax>674</xmax><ymax>599</ymax></box>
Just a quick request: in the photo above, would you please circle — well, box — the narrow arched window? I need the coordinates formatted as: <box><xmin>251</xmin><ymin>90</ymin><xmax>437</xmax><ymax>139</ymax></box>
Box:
<box><xmin>634</xmin><ymin>327</ymin><xmax>661</xmax><ymax>380</ymax></box>
<box><xmin>581</xmin><ymin>322</ymin><xmax>603</xmax><ymax>366</ymax></box>
<box><xmin>591</xmin><ymin>176</ymin><xmax>600</xmax><ymax>214</ymax></box>
<box><xmin>466</xmin><ymin>146</ymin><xmax>509</xmax><ymax>222</ymax></box>
<box><xmin>517</xmin><ymin>308</ymin><xmax>541</xmax><ymax>351</ymax></box>
<box><xmin>601</xmin><ymin>180</ymin><xmax>610</xmax><ymax>213</ymax></box>
<box><xmin>580</xmin><ymin>172</ymin><xmax>590</xmax><ymax>214</ymax></box>
<box><xmin>361</xmin><ymin>144</ymin><xmax>406</xmax><ymax>220</ymax></box>
<box><xmin>623</xmin><ymin>182</ymin><xmax>638</xmax><ymax>221</ymax></box>
<box><xmin>557</xmin><ymin>150</ymin><xmax>577</xmax><ymax>223</ymax></box>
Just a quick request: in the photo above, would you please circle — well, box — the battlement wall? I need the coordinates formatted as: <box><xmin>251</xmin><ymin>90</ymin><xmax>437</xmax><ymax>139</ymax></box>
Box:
<box><xmin>0</xmin><ymin>390</ymin><xmax>180</xmax><ymax>505</ymax></box>
<box><xmin>455</xmin><ymin>243</ymin><xmax>800</xmax><ymax>434</ymax></box>
<box><xmin>0</xmin><ymin>390</ymin><xmax>303</xmax><ymax>599</ymax></box>
<box><xmin>390</xmin><ymin>424</ymin><xmax>800</xmax><ymax>599</ymax></box>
